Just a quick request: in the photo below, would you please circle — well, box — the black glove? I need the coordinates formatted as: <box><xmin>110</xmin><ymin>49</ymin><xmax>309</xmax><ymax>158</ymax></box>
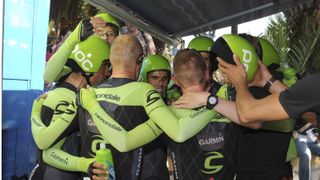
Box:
<box><xmin>80</xmin><ymin>18</ymin><xmax>94</xmax><ymax>41</ymax></box>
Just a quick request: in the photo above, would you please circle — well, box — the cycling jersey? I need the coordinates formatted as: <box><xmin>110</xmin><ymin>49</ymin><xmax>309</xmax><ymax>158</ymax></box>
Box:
<box><xmin>30</xmin><ymin>132</ymin><xmax>84</xmax><ymax>180</ymax></box>
<box><xmin>30</xmin><ymin>83</ymin><xmax>89</xmax><ymax>180</ymax></box>
<box><xmin>30</xmin><ymin>20</ymin><xmax>97</xmax><ymax>179</ymax></box>
<box><xmin>162</xmin><ymin>85</ymin><xmax>238</xmax><ymax>180</ymax></box>
<box><xmin>31</xmin><ymin>82</ymin><xmax>79</xmax><ymax>149</ymax></box>
<box><xmin>139</xmin><ymin>135</ymin><xmax>169</xmax><ymax>180</ymax></box>
<box><xmin>165</xmin><ymin>119</ymin><xmax>239</xmax><ymax>180</ymax></box>
<box><xmin>79</xmin><ymin>77</ymin><xmax>217</xmax><ymax>179</ymax></box>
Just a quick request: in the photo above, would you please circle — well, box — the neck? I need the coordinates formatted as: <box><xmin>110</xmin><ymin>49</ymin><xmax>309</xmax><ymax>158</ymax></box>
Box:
<box><xmin>65</xmin><ymin>72</ymin><xmax>85</xmax><ymax>89</ymax></box>
<box><xmin>181</xmin><ymin>84</ymin><xmax>205</xmax><ymax>94</ymax></box>
<box><xmin>111</xmin><ymin>70</ymin><xmax>136</xmax><ymax>80</ymax></box>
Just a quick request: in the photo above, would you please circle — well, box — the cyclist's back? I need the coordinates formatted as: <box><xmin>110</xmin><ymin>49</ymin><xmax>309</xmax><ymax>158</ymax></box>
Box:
<box><xmin>79</xmin><ymin>79</ymin><xmax>162</xmax><ymax>179</ymax></box>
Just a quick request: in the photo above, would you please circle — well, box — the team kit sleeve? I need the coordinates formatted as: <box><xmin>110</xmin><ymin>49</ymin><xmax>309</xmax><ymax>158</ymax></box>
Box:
<box><xmin>79</xmin><ymin>87</ymin><xmax>163</xmax><ymax>152</ymax></box>
<box><xmin>142</xmin><ymin>86</ymin><xmax>217</xmax><ymax>142</ymax></box>
<box><xmin>42</xmin><ymin>138</ymin><xmax>94</xmax><ymax>173</ymax></box>
<box><xmin>30</xmin><ymin>97</ymin><xmax>77</xmax><ymax>150</ymax></box>
<box><xmin>279</xmin><ymin>74</ymin><xmax>320</xmax><ymax>119</ymax></box>
<box><xmin>80</xmin><ymin>84</ymin><xmax>216</xmax><ymax>151</ymax></box>
<box><xmin>90</xmin><ymin>110</ymin><xmax>162</xmax><ymax>152</ymax></box>
<box><xmin>44</xmin><ymin>22</ymin><xmax>82</xmax><ymax>83</ymax></box>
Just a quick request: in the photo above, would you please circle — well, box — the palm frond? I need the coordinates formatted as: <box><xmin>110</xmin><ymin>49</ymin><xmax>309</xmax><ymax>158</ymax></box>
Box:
<box><xmin>286</xmin><ymin>12</ymin><xmax>320</xmax><ymax>75</ymax></box>
<box><xmin>264</xmin><ymin>14</ymin><xmax>292</xmax><ymax>65</ymax></box>
<box><xmin>264</xmin><ymin>11</ymin><xmax>320</xmax><ymax>76</ymax></box>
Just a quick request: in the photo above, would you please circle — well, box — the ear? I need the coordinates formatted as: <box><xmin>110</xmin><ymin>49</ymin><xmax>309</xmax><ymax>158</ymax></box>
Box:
<box><xmin>172</xmin><ymin>75</ymin><xmax>182</xmax><ymax>88</ymax></box>
<box><xmin>205</xmin><ymin>68</ymin><xmax>210</xmax><ymax>82</ymax></box>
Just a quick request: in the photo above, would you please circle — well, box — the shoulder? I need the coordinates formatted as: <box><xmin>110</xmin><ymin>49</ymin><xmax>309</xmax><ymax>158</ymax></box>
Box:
<box><xmin>296</xmin><ymin>74</ymin><xmax>320</xmax><ymax>86</ymax></box>
<box><xmin>96</xmin><ymin>79</ymin><xmax>154</xmax><ymax>90</ymax></box>
<box><xmin>51</xmin><ymin>87</ymin><xmax>76</xmax><ymax>98</ymax></box>
<box><xmin>127</xmin><ymin>81</ymin><xmax>157</xmax><ymax>93</ymax></box>
<box><xmin>132</xmin><ymin>81</ymin><xmax>154</xmax><ymax>88</ymax></box>
<box><xmin>282</xmin><ymin>74</ymin><xmax>320</xmax><ymax>96</ymax></box>
<box><xmin>43</xmin><ymin>87</ymin><xmax>76</xmax><ymax>108</ymax></box>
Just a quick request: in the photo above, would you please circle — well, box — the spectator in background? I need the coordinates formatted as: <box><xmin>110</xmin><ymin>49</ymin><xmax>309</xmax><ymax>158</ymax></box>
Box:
<box><xmin>125</xmin><ymin>22</ymin><xmax>156</xmax><ymax>55</ymax></box>
<box><xmin>293</xmin><ymin>113</ymin><xmax>320</xmax><ymax>180</ymax></box>
<box><xmin>46</xmin><ymin>37</ymin><xmax>60</xmax><ymax>62</ymax></box>
<box><xmin>92</xmin><ymin>12</ymin><xmax>120</xmax><ymax>44</ymax></box>
<box><xmin>90</xmin><ymin>12</ymin><xmax>120</xmax><ymax>80</ymax></box>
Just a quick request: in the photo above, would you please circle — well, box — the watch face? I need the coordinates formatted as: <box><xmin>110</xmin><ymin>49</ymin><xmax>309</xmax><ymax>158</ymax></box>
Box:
<box><xmin>209</xmin><ymin>96</ymin><xmax>217</xmax><ymax>105</ymax></box>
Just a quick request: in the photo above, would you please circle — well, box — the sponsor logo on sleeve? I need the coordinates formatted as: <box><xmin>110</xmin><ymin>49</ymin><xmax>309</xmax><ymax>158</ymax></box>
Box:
<box><xmin>94</xmin><ymin>112</ymin><xmax>122</xmax><ymax>132</ymax></box>
<box><xmin>54</xmin><ymin>101</ymin><xmax>75</xmax><ymax>115</ymax></box>
<box><xmin>50</xmin><ymin>152</ymin><xmax>68</xmax><ymax>165</ymax></box>
<box><xmin>146</xmin><ymin>90</ymin><xmax>161</xmax><ymax>107</ymax></box>
<box><xmin>96</xmin><ymin>93</ymin><xmax>120</xmax><ymax>101</ymax></box>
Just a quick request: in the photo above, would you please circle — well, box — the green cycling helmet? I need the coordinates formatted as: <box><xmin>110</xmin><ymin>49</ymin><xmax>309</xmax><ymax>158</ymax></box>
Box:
<box><xmin>95</xmin><ymin>12</ymin><xmax>120</xmax><ymax>29</ymax></box>
<box><xmin>210</xmin><ymin>34</ymin><xmax>258</xmax><ymax>82</ymax></box>
<box><xmin>257</xmin><ymin>37</ymin><xmax>280</xmax><ymax>70</ymax></box>
<box><xmin>139</xmin><ymin>54</ymin><xmax>171</xmax><ymax>82</ymax></box>
<box><xmin>187</xmin><ymin>36</ymin><xmax>214</xmax><ymax>52</ymax></box>
<box><xmin>69</xmin><ymin>35</ymin><xmax>110</xmax><ymax>73</ymax></box>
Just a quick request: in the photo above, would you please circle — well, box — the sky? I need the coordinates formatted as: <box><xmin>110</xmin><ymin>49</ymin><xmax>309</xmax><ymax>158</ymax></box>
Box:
<box><xmin>183</xmin><ymin>14</ymin><xmax>280</xmax><ymax>47</ymax></box>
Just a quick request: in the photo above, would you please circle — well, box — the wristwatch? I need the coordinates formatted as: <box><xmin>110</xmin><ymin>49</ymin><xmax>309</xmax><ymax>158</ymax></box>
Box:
<box><xmin>206</xmin><ymin>93</ymin><xmax>219</xmax><ymax>109</ymax></box>
<box><xmin>263</xmin><ymin>76</ymin><xmax>277</xmax><ymax>91</ymax></box>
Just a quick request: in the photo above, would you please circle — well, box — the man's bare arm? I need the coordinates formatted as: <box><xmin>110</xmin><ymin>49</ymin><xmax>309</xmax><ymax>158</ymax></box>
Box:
<box><xmin>235</xmin><ymin>83</ymin><xmax>289</xmax><ymax>123</ymax></box>
<box><xmin>172</xmin><ymin>91</ymin><xmax>262</xmax><ymax>129</ymax></box>
<box><xmin>249</xmin><ymin>60</ymin><xmax>288</xmax><ymax>93</ymax></box>
<box><xmin>218</xmin><ymin>56</ymin><xmax>290</xmax><ymax>123</ymax></box>
<box><xmin>216</xmin><ymin>98</ymin><xmax>262</xmax><ymax>129</ymax></box>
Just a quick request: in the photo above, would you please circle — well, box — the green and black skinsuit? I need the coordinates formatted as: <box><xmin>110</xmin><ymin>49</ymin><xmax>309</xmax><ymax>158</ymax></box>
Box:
<box><xmin>163</xmin><ymin>84</ymin><xmax>238</xmax><ymax>180</ymax></box>
<box><xmin>79</xmin><ymin>78</ymin><xmax>217</xmax><ymax>180</ymax></box>
<box><xmin>30</xmin><ymin>21</ymin><xmax>95</xmax><ymax>180</ymax></box>
<box><xmin>30</xmin><ymin>82</ymin><xmax>93</xmax><ymax>180</ymax></box>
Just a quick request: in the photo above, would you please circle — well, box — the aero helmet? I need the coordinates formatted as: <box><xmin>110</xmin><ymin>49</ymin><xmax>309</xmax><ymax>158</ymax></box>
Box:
<box><xmin>188</xmin><ymin>36</ymin><xmax>214</xmax><ymax>52</ymax></box>
<box><xmin>210</xmin><ymin>34</ymin><xmax>259</xmax><ymax>82</ymax></box>
<box><xmin>238</xmin><ymin>33</ymin><xmax>263</xmax><ymax>60</ymax></box>
<box><xmin>68</xmin><ymin>35</ymin><xmax>110</xmax><ymax>73</ymax></box>
<box><xmin>139</xmin><ymin>54</ymin><xmax>171</xmax><ymax>82</ymax></box>
<box><xmin>257</xmin><ymin>37</ymin><xmax>280</xmax><ymax>70</ymax></box>
<box><xmin>239</xmin><ymin>34</ymin><xmax>280</xmax><ymax>71</ymax></box>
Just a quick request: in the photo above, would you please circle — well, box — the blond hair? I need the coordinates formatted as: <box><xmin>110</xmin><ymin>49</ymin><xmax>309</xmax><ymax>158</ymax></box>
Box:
<box><xmin>173</xmin><ymin>49</ymin><xmax>206</xmax><ymax>87</ymax></box>
<box><xmin>110</xmin><ymin>34</ymin><xmax>143</xmax><ymax>69</ymax></box>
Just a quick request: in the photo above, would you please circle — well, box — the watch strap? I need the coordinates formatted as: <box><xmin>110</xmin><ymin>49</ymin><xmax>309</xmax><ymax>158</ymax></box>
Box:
<box><xmin>263</xmin><ymin>76</ymin><xmax>276</xmax><ymax>91</ymax></box>
<box><xmin>206</xmin><ymin>93</ymin><xmax>218</xmax><ymax>109</ymax></box>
